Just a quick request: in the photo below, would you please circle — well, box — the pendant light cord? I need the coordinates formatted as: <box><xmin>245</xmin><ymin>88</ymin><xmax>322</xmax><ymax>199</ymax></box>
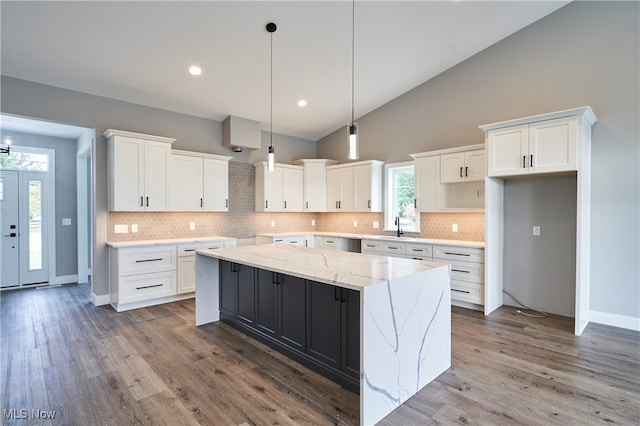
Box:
<box><xmin>351</xmin><ymin>0</ymin><xmax>355</xmax><ymax>124</ymax></box>
<box><xmin>270</xmin><ymin>29</ymin><xmax>273</xmax><ymax>149</ymax></box>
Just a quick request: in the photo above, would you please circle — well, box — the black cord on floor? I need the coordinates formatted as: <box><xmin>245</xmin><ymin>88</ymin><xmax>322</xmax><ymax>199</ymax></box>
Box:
<box><xmin>503</xmin><ymin>289</ymin><xmax>548</xmax><ymax>318</ymax></box>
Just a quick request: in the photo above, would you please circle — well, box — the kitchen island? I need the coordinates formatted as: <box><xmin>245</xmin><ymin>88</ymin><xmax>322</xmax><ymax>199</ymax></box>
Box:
<box><xmin>195</xmin><ymin>244</ymin><xmax>451</xmax><ymax>425</ymax></box>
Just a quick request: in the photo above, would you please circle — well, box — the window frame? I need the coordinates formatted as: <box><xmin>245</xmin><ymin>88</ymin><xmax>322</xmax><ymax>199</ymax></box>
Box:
<box><xmin>384</xmin><ymin>161</ymin><xmax>420</xmax><ymax>233</ymax></box>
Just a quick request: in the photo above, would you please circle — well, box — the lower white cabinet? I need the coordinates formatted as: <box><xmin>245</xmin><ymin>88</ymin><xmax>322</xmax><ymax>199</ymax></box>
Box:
<box><xmin>361</xmin><ymin>239</ymin><xmax>485</xmax><ymax>307</ymax></box>
<box><xmin>109</xmin><ymin>238</ymin><xmax>236</xmax><ymax>311</ymax></box>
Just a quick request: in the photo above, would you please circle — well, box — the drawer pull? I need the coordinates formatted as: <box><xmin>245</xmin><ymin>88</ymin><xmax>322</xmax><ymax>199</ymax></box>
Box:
<box><xmin>365</xmin><ymin>244</ymin><xmax>375</xmax><ymax>248</ymax></box>
<box><xmin>184</xmin><ymin>249</ymin><xmax>196</xmax><ymax>252</ymax></box>
<box><xmin>388</xmin><ymin>247</ymin><xmax>399</xmax><ymax>250</ymax></box>
<box><xmin>411</xmin><ymin>249</ymin><xmax>424</xmax><ymax>252</ymax></box>
<box><xmin>290</xmin><ymin>241</ymin><xmax>298</xmax><ymax>244</ymax></box>
<box><xmin>136</xmin><ymin>283</ymin><xmax>163</xmax><ymax>290</ymax></box>
<box><xmin>326</xmin><ymin>240</ymin><xmax>334</xmax><ymax>244</ymax></box>
<box><xmin>451</xmin><ymin>268</ymin><xmax>470</xmax><ymax>273</ymax></box>
<box><xmin>444</xmin><ymin>252</ymin><xmax>470</xmax><ymax>257</ymax></box>
<box><xmin>452</xmin><ymin>289</ymin><xmax>470</xmax><ymax>294</ymax></box>
<box><xmin>275</xmin><ymin>239</ymin><xmax>283</xmax><ymax>242</ymax></box>
<box><xmin>412</xmin><ymin>257</ymin><xmax>423</xmax><ymax>260</ymax></box>
<box><xmin>135</xmin><ymin>258</ymin><xmax>163</xmax><ymax>263</ymax></box>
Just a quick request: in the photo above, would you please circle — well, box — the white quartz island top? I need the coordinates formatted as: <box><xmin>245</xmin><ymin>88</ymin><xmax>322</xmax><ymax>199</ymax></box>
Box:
<box><xmin>196</xmin><ymin>244</ymin><xmax>447</xmax><ymax>291</ymax></box>
<box><xmin>106</xmin><ymin>236</ymin><xmax>236</xmax><ymax>248</ymax></box>
<box><xmin>195</xmin><ymin>244</ymin><xmax>451</xmax><ymax>425</ymax></box>
<box><xmin>257</xmin><ymin>231</ymin><xmax>484</xmax><ymax>249</ymax></box>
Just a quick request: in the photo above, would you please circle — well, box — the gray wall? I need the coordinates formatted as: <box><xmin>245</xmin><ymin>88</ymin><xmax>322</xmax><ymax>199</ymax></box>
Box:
<box><xmin>318</xmin><ymin>1</ymin><xmax>639</xmax><ymax>321</ymax></box>
<box><xmin>4</xmin><ymin>131</ymin><xmax>78</xmax><ymax>277</ymax></box>
<box><xmin>0</xmin><ymin>78</ymin><xmax>315</xmax><ymax>297</ymax></box>
<box><xmin>503</xmin><ymin>176</ymin><xmax>577</xmax><ymax>317</ymax></box>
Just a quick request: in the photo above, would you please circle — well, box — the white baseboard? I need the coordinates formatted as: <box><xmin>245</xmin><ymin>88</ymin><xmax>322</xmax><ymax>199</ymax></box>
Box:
<box><xmin>53</xmin><ymin>275</ymin><xmax>78</xmax><ymax>285</ymax></box>
<box><xmin>589</xmin><ymin>310</ymin><xmax>640</xmax><ymax>332</ymax></box>
<box><xmin>91</xmin><ymin>292</ymin><xmax>111</xmax><ymax>306</ymax></box>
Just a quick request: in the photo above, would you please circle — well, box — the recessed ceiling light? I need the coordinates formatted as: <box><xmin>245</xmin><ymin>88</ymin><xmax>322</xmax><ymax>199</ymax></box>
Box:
<box><xmin>297</xmin><ymin>99</ymin><xmax>307</xmax><ymax>107</ymax></box>
<box><xmin>189</xmin><ymin>65</ymin><xmax>202</xmax><ymax>76</ymax></box>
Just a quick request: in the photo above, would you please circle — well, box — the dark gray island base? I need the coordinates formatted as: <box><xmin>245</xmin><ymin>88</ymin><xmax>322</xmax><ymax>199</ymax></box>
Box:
<box><xmin>195</xmin><ymin>245</ymin><xmax>451</xmax><ymax>425</ymax></box>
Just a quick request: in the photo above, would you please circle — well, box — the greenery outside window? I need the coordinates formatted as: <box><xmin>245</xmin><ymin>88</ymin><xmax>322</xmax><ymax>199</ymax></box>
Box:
<box><xmin>385</xmin><ymin>162</ymin><xmax>418</xmax><ymax>232</ymax></box>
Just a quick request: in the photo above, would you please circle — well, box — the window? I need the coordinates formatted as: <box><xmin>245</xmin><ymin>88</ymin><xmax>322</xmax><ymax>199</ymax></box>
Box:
<box><xmin>0</xmin><ymin>148</ymin><xmax>49</xmax><ymax>171</ymax></box>
<box><xmin>385</xmin><ymin>162</ymin><xmax>418</xmax><ymax>232</ymax></box>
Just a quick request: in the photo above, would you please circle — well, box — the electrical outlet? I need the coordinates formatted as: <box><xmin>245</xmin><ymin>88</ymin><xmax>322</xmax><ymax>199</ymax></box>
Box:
<box><xmin>373</xmin><ymin>221</ymin><xmax>379</xmax><ymax>229</ymax></box>
<box><xmin>452</xmin><ymin>223</ymin><xmax>458</xmax><ymax>233</ymax></box>
<box><xmin>190</xmin><ymin>222</ymin><xmax>196</xmax><ymax>231</ymax></box>
<box><xmin>131</xmin><ymin>224</ymin><xmax>138</xmax><ymax>233</ymax></box>
<box><xmin>311</xmin><ymin>219</ymin><xmax>315</xmax><ymax>226</ymax></box>
<box><xmin>353</xmin><ymin>220</ymin><xmax>358</xmax><ymax>228</ymax></box>
<box><xmin>533</xmin><ymin>225</ymin><xmax>541</xmax><ymax>236</ymax></box>
<box><xmin>271</xmin><ymin>220</ymin><xmax>275</xmax><ymax>227</ymax></box>
<box><xmin>114</xmin><ymin>224</ymin><xmax>128</xmax><ymax>234</ymax></box>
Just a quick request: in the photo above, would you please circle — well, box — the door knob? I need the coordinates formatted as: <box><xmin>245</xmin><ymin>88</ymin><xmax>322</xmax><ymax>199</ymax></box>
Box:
<box><xmin>4</xmin><ymin>233</ymin><xmax>17</xmax><ymax>238</ymax></box>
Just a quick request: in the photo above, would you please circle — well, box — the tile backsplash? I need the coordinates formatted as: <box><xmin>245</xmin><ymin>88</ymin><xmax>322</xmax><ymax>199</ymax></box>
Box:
<box><xmin>108</xmin><ymin>161</ymin><xmax>484</xmax><ymax>242</ymax></box>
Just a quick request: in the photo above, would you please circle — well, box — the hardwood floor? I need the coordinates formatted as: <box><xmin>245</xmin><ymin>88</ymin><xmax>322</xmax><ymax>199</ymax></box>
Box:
<box><xmin>1</xmin><ymin>283</ymin><xmax>638</xmax><ymax>425</ymax></box>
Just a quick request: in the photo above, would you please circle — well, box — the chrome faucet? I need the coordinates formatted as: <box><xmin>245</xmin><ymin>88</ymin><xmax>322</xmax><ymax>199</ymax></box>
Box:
<box><xmin>394</xmin><ymin>216</ymin><xmax>404</xmax><ymax>237</ymax></box>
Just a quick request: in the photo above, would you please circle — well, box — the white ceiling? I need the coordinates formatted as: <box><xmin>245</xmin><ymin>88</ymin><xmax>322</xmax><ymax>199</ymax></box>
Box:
<box><xmin>1</xmin><ymin>1</ymin><xmax>569</xmax><ymax>141</ymax></box>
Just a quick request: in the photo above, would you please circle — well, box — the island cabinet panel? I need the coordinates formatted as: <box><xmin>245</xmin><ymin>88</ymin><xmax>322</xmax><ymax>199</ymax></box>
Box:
<box><xmin>255</xmin><ymin>269</ymin><xmax>278</xmax><ymax>338</ymax></box>
<box><xmin>341</xmin><ymin>287</ymin><xmax>360</xmax><ymax>380</ymax></box>
<box><xmin>236</xmin><ymin>263</ymin><xmax>255</xmax><ymax>326</ymax></box>
<box><xmin>219</xmin><ymin>260</ymin><xmax>237</xmax><ymax>316</ymax></box>
<box><xmin>278</xmin><ymin>274</ymin><xmax>306</xmax><ymax>351</ymax></box>
<box><xmin>307</xmin><ymin>281</ymin><xmax>342</xmax><ymax>370</ymax></box>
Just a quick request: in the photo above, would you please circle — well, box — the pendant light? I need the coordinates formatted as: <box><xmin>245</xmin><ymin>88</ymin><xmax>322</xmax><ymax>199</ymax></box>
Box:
<box><xmin>1</xmin><ymin>136</ymin><xmax>11</xmax><ymax>155</ymax></box>
<box><xmin>347</xmin><ymin>0</ymin><xmax>358</xmax><ymax>160</ymax></box>
<box><xmin>267</xmin><ymin>22</ymin><xmax>277</xmax><ymax>172</ymax></box>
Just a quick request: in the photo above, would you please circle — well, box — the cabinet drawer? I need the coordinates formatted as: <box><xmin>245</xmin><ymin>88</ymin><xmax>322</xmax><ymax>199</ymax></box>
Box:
<box><xmin>433</xmin><ymin>245</ymin><xmax>484</xmax><ymax>264</ymax></box>
<box><xmin>200</xmin><ymin>241</ymin><xmax>225</xmax><ymax>250</ymax></box>
<box><xmin>323</xmin><ymin>237</ymin><xmax>337</xmax><ymax>248</ymax></box>
<box><xmin>119</xmin><ymin>271</ymin><xmax>177</xmax><ymax>303</ymax></box>
<box><xmin>361</xmin><ymin>240</ymin><xmax>382</xmax><ymax>253</ymax></box>
<box><xmin>382</xmin><ymin>242</ymin><xmax>405</xmax><ymax>255</ymax></box>
<box><xmin>177</xmin><ymin>243</ymin><xmax>199</xmax><ymax>257</ymax></box>
<box><xmin>119</xmin><ymin>246</ymin><xmax>176</xmax><ymax>276</ymax></box>
<box><xmin>405</xmin><ymin>243</ymin><xmax>432</xmax><ymax>259</ymax></box>
<box><xmin>448</xmin><ymin>260</ymin><xmax>484</xmax><ymax>284</ymax></box>
<box><xmin>451</xmin><ymin>280</ymin><xmax>484</xmax><ymax>305</ymax></box>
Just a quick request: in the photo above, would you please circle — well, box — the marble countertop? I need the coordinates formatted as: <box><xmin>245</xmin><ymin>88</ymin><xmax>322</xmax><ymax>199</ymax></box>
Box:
<box><xmin>257</xmin><ymin>231</ymin><xmax>485</xmax><ymax>249</ymax></box>
<box><xmin>197</xmin><ymin>244</ymin><xmax>448</xmax><ymax>291</ymax></box>
<box><xmin>106</xmin><ymin>236</ymin><xmax>236</xmax><ymax>248</ymax></box>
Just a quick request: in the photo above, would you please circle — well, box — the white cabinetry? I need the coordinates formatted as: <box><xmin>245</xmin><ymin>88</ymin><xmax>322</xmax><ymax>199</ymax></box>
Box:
<box><xmin>293</xmin><ymin>159</ymin><xmax>338</xmax><ymax>212</ymax></box>
<box><xmin>412</xmin><ymin>155</ymin><xmax>442</xmax><ymax>212</ymax></box>
<box><xmin>177</xmin><ymin>239</ymin><xmax>236</xmax><ymax>294</ymax></box>
<box><xmin>170</xmin><ymin>150</ymin><xmax>231</xmax><ymax>211</ymax></box>
<box><xmin>486</xmin><ymin>116</ymin><xmax>578</xmax><ymax>177</ymax></box>
<box><xmin>441</xmin><ymin>149</ymin><xmax>486</xmax><ymax>182</ymax></box>
<box><xmin>326</xmin><ymin>160</ymin><xmax>383</xmax><ymax>212</ymax></box>
<box><xmin>105</xmin><ymin>129</ymin><xmax>175</xmax><ymax>211</ymax></box>
<box><xmin>255</xmin><ymin>162</ymin><xmax>304</xmax><ymax>212</ymax></box>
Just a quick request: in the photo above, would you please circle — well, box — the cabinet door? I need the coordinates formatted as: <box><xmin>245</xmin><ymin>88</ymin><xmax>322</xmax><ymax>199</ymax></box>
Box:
<box><xmin>464</xmin><ymin>149</ymin><xmax>486</xmax><ymax>181</ymax></box>
<box><xmin>326</xmin><ymin>168</ymin><xmax>341</xmax><ymax>212</ymax></box>
<box><xmin>440</xmin><ymin>152</ymin><xmax>465</xmax><ymax>183</ymax></box>
<box><xmin>111</xmin><ymin>136</ymin><xmax>144</xmax><ymax>211</ymax></box>
<box><xmin>339</xmin><ymin>168</ymin><xmax>354</xmax><ymax>211</ymax></box>
<box><xmin>177</xmin><ymin>256</ymin><xmax>196</xmax><ymax>294</ymax></box>
<box><xmin>487</xmin><ymin>124</ymin><xmax>529</xmax><ymax>177</ymax></box>
<box><xmin>414</xmin><ymin>156</ymin><xmax>440</xmax><ymax>212</ymax></box>
<box><xmin>255</xmin><ymin>269</ymin><xmax>278</xmax><ymax>338</ymax></box>
<box><xmin>304</xmin><ymin>163</ymin><xmax>326</xmax><ymax>212</ymax></box>
<box><xmin>341</xmin><ymin>288</ymin><xmax>360</xmax><ymax>380</ymax></box>
<box><xmin>171</xmin><ymin>155</ymin><xmax>203</xmax><ymax>211</ymax></box>
<box><xmin>278</xmin><ymin>274</ymin><xmax>306</xmax><ymax>351</ymax></box>
<box><xmin>236</xmin><ymin>263</ymin><xmax>255</xmax><ymax>325</ymax></box>
<box><xmin>219</xmin><ymin>260</ymin><xmax>237</xmax><ymax>316</ymax></box>
<box><xmin>306</xmin><ymin>281</ymin><xmax>341</xmax><ymax>370</ymax></box>
<box><xmin>265</xmin><ymin>166</ymin><xmax>284</xmax><ymax>211</ymax></box>
<box><xmin>282</xmin><ymin>168</ymin><xmax>303</xmax><ymax>211</ymax></box>
<box><xmin>528</xmin><ymin>117</ymin><xmax>577</xmax><ymax>174</ymax></box>
<box><xmin>203</xmin><ymin>159</ymin><xmax>229</xmax><ymax>211</ymax></box>
<box><xmin>353</xmin><ymin>164</ymin><xmax>372</xmax><ymax>211</ymax></box>
<box><xmin>144</xmin><ymin>141</ymin><xmax>171</xmax><ymax>211</ymax></box>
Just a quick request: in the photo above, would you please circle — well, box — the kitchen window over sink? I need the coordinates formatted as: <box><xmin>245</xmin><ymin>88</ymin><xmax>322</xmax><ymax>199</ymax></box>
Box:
<box><xmin>385</xmin><ymin>162</ymin><xmax>419</xmax><ymax>232</ymax></box>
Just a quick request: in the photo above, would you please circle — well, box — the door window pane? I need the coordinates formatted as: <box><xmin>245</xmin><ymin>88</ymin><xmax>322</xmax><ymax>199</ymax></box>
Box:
<box><xmin>28</xmin><ymin>180</ymin><xmax>42</xmax><ymax>270</ymax></box>
<box><xmin>0</xmin><ymin>151</ymin><xmax>48</xmax><ymax>171</ymax></box>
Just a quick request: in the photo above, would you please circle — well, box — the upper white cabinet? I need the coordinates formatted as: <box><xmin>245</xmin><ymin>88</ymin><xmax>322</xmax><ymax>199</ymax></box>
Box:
<box><xmin>254</xmin><ymin>162</ymin><xmax>304</xmax><ymax>212</ymax></box>
<box><xmin>441</xmin><ymin>149</ymin><xmax>486</xmax><ymax>182</ymax></box>
<box><xmin>483</xmin><ymin>113</ymin><xmax>590</xmax><ymax>177</ymax></box>
<box><xmin>326</xmin><ymin>160</ymin><xmax>383</xmax><ymax>212</ymax></box>
<box><xmin>412</xmin><ymin>154</ymin><xmax>442</xmax><ymax>212</ymax></box>
<box><xmin>105</xmin><ymin>129</ymin><xmax>175</xmax><ymax>211</ymax></box>
<box><xmin>293</xmin><ymin>159</ymin><xmax>338</xmax><ymax>212</ymax></box>
<box><xmin>170</xmin><ymin>150</ymin><xmax>232</xmax><ymax>212</ymax></box>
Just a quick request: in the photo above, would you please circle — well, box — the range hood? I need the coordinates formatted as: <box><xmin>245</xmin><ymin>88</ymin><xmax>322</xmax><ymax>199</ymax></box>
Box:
<box><xmin>223</xmin><ymin>115</ymin><xmax>261</xmax><ymax>152</ymax></box>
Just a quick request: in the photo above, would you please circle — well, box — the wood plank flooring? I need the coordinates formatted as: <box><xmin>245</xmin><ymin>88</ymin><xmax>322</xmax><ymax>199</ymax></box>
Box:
<box><xmin>1</xmin><ymin>283</ymin><xmax>638</xmax><ymax>425</ymax></box>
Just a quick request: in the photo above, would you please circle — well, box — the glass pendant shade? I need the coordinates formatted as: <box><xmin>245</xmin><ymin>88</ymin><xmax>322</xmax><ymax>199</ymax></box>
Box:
<box><xmin>348</xmin><ymin>122</ymin><xmax>359</xmax><ymax>160</ymax></box>
<box><xmin>268</xmin><ymin>145</ymin><xmax>275</xmax><ymax>172</ymax></box>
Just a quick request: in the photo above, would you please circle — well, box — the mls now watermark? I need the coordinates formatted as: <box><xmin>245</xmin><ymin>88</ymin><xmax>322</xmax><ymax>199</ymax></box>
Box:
<box><xmin>3</xmin><ymin>408</ymin><xmax>57</xmax><ymax>420</ymax></box>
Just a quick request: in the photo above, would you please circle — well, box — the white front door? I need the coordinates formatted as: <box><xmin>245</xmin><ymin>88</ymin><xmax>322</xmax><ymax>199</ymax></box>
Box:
<box><xmin>1</xmin><ymin>170</ymin><xmax>20</xmax><ymax>287</ymax></box>
<box><xmin>0</xmin><ymin>169</ymin><xmax>49</xmax><ymax>287</ymax></box>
